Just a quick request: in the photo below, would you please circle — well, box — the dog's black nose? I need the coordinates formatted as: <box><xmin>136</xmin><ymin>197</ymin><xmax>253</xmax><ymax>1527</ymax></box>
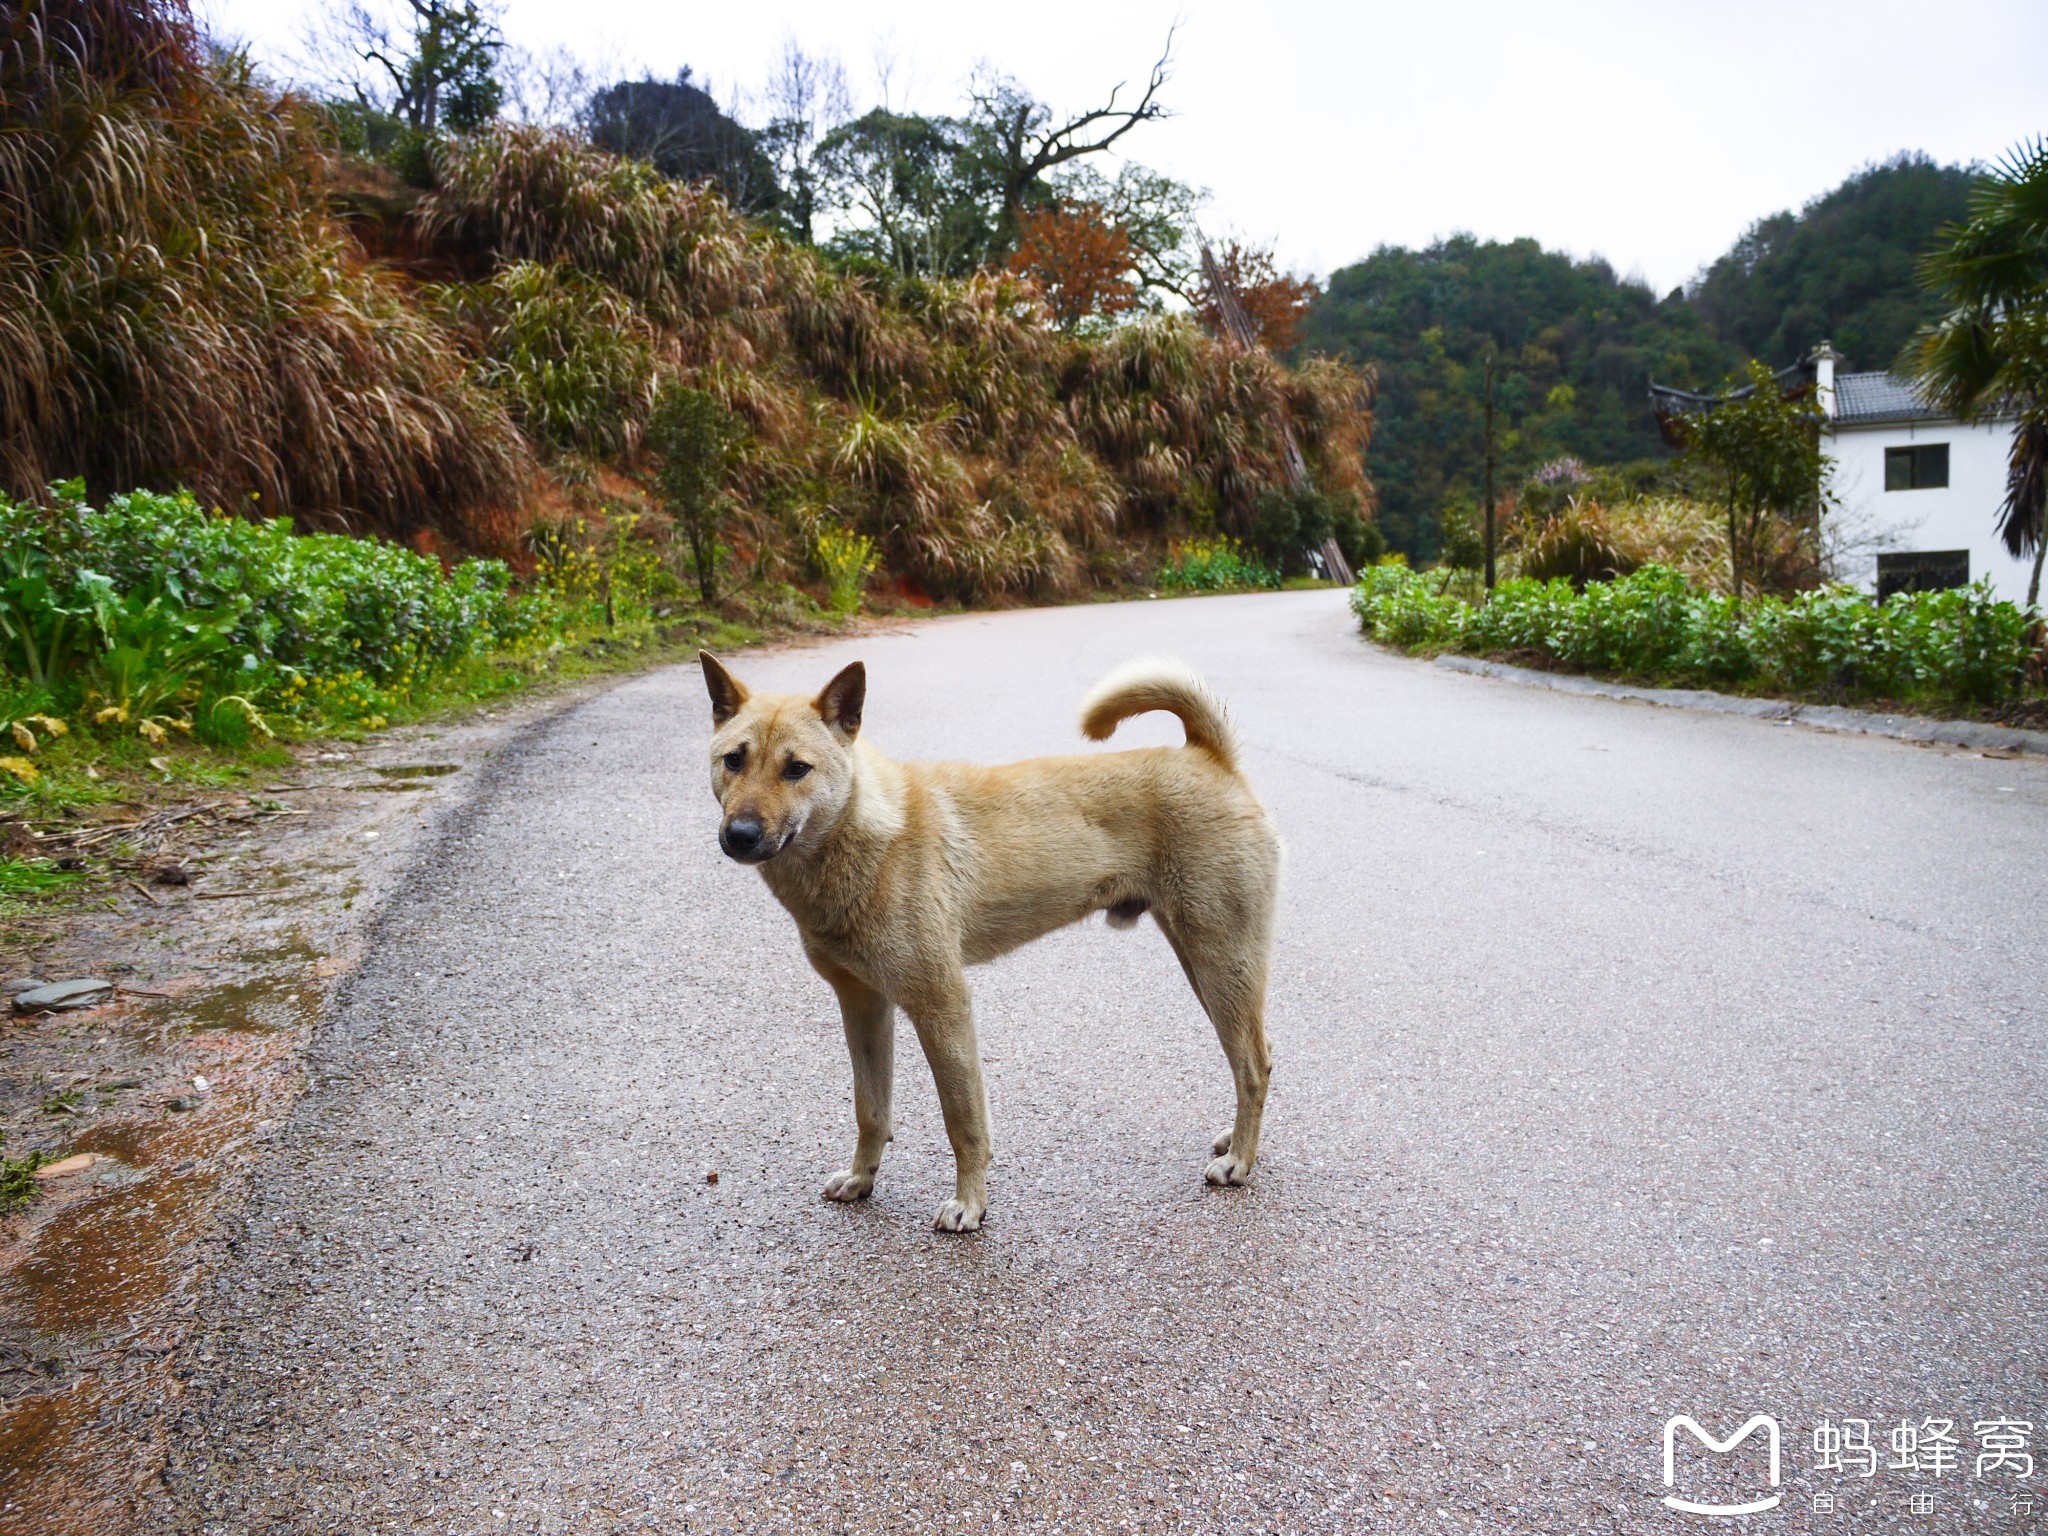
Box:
<box><xmin>721</xmin><ymin>816</ymin><xmax>764</xmax><ymax>858</ymax></box>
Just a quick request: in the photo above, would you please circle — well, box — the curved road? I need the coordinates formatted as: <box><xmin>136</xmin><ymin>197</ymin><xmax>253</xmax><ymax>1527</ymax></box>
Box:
<box><xmin>161</xmin><ymin>590</ymin><xmax>2045</xmax><ymax>1533</ymax></box>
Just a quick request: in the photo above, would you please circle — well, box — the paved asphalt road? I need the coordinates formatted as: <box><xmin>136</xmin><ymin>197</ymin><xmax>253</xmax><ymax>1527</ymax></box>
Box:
<box><xmin>161</xmin><ymin>590</ymin><xmax>2046</xmax><ymax>1534</ymax></box>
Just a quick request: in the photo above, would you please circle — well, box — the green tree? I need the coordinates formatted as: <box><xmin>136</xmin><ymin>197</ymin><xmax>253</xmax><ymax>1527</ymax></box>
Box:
<box><xmin>811</xmin><ymin>45</ymin><xmax>1180</xmax><ymax>280</ymax></box>
<box><xmin>343</xmin><ymin>0</ymin><xmax>505</xmax><ymax>135</ymax></box>
<box><xmin>648</xmin><ymin>385</ymin><xmax>745</xmax><ymax>604</ymax></box>
<box><xmin>583</xmin><ymin>72</ymin><xmax>781</xmax><ymax>218</ymax></box>
<box><xmin>1902</xmin><ymin>138</ymin><xmax>2048</xmax><ymax>609</ymax></box>
<box><xmin>960</xmin><ymin>36</ymin><xmax>1173</xmax><ymax>252</ymax></box>
<box><xmin>816</xmin><ymin>109</ymin><xmax>994</xmax><ymax>277</ymax></box>
<box><xmin>1692</xmin><ymin>153</ymin><xmax>1975</xmax><ymax>371</ymax></box>
<box><xmin>1677</xmin><ymin>361</ymin><xmax>1829</xmax><ymax>603</ymax></box>
<box><xmin>1300</xmin><ymin>235</ymin><xmax>1732</xmax><ymax>558</ymax></box>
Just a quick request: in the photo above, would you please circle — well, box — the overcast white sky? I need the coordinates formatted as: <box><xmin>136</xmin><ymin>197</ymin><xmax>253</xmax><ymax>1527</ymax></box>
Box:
<box><xmin>198</xmin><ymin>0</ymin><xmax>2046</xmax><ymax>294</ymax></box>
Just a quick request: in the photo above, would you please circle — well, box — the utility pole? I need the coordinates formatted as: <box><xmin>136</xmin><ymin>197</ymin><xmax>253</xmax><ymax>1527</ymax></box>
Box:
<box><xmin>1482</xmin><ymin>346</ymin><xmax>1498</xmax><ymax>591</ymax></box>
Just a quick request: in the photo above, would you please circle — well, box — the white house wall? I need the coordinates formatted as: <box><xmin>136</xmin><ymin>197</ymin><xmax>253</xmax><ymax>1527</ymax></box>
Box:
<box><xmin>1823</xmin><ymin>418</ymin><xmax>2035</xmax><ymax>604</ymax></box>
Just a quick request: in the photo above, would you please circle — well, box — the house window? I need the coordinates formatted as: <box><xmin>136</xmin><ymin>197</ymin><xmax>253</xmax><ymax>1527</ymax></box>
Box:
<box><xmin>1884</xmin><ymin>443</ymin><xmax>1949</xmax><ymax>490</ymax></box>
<box><xmin>1877</xmin><ymin>550</ymin><xmax>1969</xmax><ymax>599</ymax></box>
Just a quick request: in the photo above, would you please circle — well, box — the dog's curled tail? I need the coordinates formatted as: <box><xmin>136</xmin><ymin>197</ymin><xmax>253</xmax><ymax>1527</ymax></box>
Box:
<box><xmin>1079</xmin><ymin>656</ymin><xmax>1239</xmax><ymax>772</ymax></box>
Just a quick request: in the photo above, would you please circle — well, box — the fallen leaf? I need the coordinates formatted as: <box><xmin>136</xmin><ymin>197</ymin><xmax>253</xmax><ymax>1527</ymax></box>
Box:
<box><xmin>0</xmin><ymin>756</ymin><xmax>37</xmax><ymax>785</ymax></box>
<box><xmin>32</xmin><ymin>1153</ymin><xmax>98</xmax><ymax>1181</ymax></box>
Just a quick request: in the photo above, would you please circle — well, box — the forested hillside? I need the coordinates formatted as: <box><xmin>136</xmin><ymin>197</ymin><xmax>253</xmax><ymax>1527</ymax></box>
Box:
<box><xmin>1690</xmin><ymin>153</ymin><xmax>1975</xmax><ymax>371</ymax></box>
<box><xmin>1303</xmin><ymin>154</ymin><xmax>1975</xmax><ymax>559</ymax></box>
<box><xmin>1298</xmin><ymin>238</ymin><xmax>1728</xmax><ymax>557</ymax></box>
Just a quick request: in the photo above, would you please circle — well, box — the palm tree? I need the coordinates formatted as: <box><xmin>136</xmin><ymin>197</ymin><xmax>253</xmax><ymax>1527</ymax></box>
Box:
<box><xmin>1902</xmin><ymin>138</ymin><xmax>2048</xmax><ymax>609</ymax></box>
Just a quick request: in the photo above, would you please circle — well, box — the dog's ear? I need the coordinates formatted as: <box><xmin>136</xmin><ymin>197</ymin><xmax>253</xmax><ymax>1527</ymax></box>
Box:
<box><xmin>699</xmin><ymin>651</ymin><xmax>749</xmax><ymax>726</ymax></box>
<box><xmin>814</xmin><ymin>661</ymin><xmax>865</xmax><ymax>740</ymax></box>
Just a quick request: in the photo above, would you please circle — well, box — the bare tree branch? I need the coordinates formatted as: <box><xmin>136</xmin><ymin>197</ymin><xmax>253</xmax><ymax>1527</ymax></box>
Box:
<box><xmin>970</xmin><ymin>26</ymin><xmax>1175</xmax><ymax>238</ymax></box>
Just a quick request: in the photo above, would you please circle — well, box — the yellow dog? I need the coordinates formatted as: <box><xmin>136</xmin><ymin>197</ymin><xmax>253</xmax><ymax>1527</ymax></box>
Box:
<box><xmin>699</xmin><ymin>653</ymin><xmax>1281</xmax><ymax>1231</ymax></box>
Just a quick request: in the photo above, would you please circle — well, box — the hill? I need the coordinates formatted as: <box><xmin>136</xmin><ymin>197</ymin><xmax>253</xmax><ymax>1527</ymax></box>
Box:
<box><xmin>1690</xmin><ymin>152</ymin><xmax>1976</xmax><ymax>372</ymax></box>
<box><xmin>1303</xmin><ymin>155</ymin><xmax>1978</xmax><ymax>559</ymax></box>
<box><xmin>1298</xmin><ymin>237</ymin><xmax>1728</xmax><ymax>558</ymax></box>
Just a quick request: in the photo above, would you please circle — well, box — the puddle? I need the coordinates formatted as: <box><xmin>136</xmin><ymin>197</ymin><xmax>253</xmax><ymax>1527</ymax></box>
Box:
<box><xmin>0</xmin><ymin>1377</ymin><xmax>138</xmax><ymax>1532</ymax></box>
<box><xmin>0</xmin><ymin>966</ymin><xmax>319</xmax><ymax>1522</ymax></box>
<box><xmin>2</xmin><ymin>1163</ymin><xmax>207</xmax><ymax>1337</ymax></box>
<box><xmin>164</xmin><ymin>975</ymin><xmax>321</xmax><ymax>1035</ymax></box>
<box><xmin>370</xmin><ymin>763</ymin><xmax>459</xmax><ymax>779</ymax></box>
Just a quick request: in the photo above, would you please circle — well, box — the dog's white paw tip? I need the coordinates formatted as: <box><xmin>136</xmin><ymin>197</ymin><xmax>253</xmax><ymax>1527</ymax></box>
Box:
<box><xmin>821</xmin><ymin>1171</ymin><xmax>874</xmax><ymax>1202</ymax></box>
<box><xmin>932</xmin><ymin>1199</ymin><xmax>985</xmax><ymax>1233</ymax></box>
<box><xmin>1204</xmin><ymin>1153</ymin><xmax>1251</xmax><ymax>1187</ymax></box>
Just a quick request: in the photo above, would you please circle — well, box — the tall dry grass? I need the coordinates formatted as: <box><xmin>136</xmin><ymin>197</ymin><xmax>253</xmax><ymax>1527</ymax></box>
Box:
<box><xmin>6</xmin><ymin>6</ymin><xmax>1377</xmax><ymax>598</ymax></box>
<box><xmin>413</xmin><ymin>122</ymin><xmax>1376</xmax><ymax>599</ymax></box>
<box><xmin>0</xmin><ymin>0</ymin><xmax>529</xmax><ymax>544</ymax></box>
<box><xmin>1504</xmin><ymin>495</ymin><xmax>1815</xmax><ymax>595</ymax></box>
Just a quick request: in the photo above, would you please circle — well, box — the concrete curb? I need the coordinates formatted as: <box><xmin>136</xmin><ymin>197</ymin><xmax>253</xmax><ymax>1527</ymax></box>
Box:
<box><xmin>1431</xmin><ymin>653</ymin><xmax>2048</xmax><ymax>756</ymax></box>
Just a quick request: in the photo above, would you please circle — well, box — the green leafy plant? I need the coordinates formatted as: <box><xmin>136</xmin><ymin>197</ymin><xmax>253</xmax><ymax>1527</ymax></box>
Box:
<box><xmin>1351</xmin><ymin>563</ymin><xmax>2039</xmax><ymax>708</ymax></box>
<box><xmin>1157</xmin><ymin>537</ymin><xmax>1282</xmax><ymax>593</ymax></box>
<box><xmin>648</xmin><ymin>385</ymin><xmax>746</xmax><ymax>605</ymax></box>
<box><xmin>815</xmin><ymin>525</ymin><xmax>879</xmax><ymax>613</ymax></box>
<box><xmin>0</xmin><ymin>1132</ymin><xmax>45</xmax><ymax>1214</ymax></box>
<box><xmin>1676</xmin><ymin>361</ymin><xmax>1829</xmax><ymax>602</ymax></box>
<box><xmin>0</xmin><ymin>486</ymin><xmax>550</xmax><ymax>734</ymax></box>
<box><xmin>0</xmin><ymin>856</ymin><xmax>88</xmax><ymax>898</ymax></box>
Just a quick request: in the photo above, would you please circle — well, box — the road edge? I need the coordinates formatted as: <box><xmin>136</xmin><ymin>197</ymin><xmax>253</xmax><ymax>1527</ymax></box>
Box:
<box><xmin>1432</xmin><ymin>653</ymin><xmax>2048</xmax><ymax>755</ymax></box>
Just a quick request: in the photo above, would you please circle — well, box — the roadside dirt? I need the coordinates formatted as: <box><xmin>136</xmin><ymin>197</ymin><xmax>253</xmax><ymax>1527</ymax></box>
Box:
<box><xmin>0</xmin><ymin>680</ymin><xmax>618</xmax><ymax>1531</ymax></box>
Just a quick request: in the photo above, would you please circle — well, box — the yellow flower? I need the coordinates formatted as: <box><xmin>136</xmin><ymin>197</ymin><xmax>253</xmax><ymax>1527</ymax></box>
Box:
<box><xmin>95</xmin><ymin>705</ymin><xmax>129</xmax><ymax>725</ymax></box>
<box><xmin>24</xmin><ymin>714</ymin><xmax>66</xmax><ymax>738</ymax></box>
<box><xmin>0</xmin><ymin>756</ymin><xmax>38</xmax><ymax>785</ymax></box>
<box><xmin>137</xmin><ymin>719</ymin><xmax>168</xmax><ymax>746</ymax></box>
<box><xmin>10</xmin><ymin>721</ymin><xmax>35</xmax><ymax>753</ymax></box>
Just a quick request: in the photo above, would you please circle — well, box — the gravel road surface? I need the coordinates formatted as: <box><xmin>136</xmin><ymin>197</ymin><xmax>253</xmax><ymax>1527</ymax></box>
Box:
<box><xmin>155</xmin><ymin>590</ymin><xmax>2046</xmax><ymax>1534</ymax></box>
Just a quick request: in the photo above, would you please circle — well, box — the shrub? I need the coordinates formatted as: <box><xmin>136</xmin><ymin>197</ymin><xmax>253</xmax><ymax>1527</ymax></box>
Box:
<box><xmin>433</xmin><ymin>262</ymin><xmax>660</xmax><ymax>461</ymax></box>
<box><xmin>1517</xmin><ymin>500</ymin><xmax>1637</xmax><ymax>587</ymax></box>
<box><xmin>814</xmin><ymin>526</ymin><xmax>878</xmax><ymax>614</ymax></box>
<box><xmin>1351</xmin><ymin>562</ymin><xmax>2038</xmax><ymax>707</ymax></box>
<box><xmin>0</xmin><ymin>484</ymin><xmax>547</xmax><ymax>735</ymax></box>
<box><xmin>648</xmin><ymin>386</ymin><xmax>745</xmax><ymax>605</ymax></box>
<box><xmin>1157</xmin><ymin>538</ymin><xmax>1282</xmax><ymax>593</ymax></box>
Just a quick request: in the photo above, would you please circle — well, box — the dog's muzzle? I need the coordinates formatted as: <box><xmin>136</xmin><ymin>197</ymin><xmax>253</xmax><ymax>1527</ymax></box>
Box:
<box><xmin>720</xmin><ymin>815</ymin><xmax>787</xmax><ymax>864</ymax></box>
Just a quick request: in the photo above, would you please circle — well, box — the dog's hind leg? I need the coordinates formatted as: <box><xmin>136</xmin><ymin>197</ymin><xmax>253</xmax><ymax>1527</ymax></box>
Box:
<box><xmin>813</xmin><ymin>957</ymin><xmax>894</xmax><ymax>1203</ymax></box>
<box><xmin>1157</xmin><ymin>912</ymin><xmax>1274</xmax><ymax>1187</ymax></box>
<box><xmin>898</xmin><ymin>965</ymin><xmax>992</xmax><ymax>1233</ymax></box>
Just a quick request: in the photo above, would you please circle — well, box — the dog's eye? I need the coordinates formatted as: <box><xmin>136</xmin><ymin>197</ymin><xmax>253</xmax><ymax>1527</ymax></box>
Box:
<box><xmin>721</xmin><ymin>750</ymin><xmax>746</xmax><ymax>773</ymax></box>
<box><xmin>782</xmin><ymin>760</ymin><xmax>812</xmax><ymax>781</ymax></box>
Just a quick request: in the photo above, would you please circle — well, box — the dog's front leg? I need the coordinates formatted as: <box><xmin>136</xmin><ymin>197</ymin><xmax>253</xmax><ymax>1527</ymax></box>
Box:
<box><xmin>814</xmin><ymin>959</ymin><xmax>894</xmax><ymax>1202</ymax></box>
<box><xmin>900</xmin><ymin>968</ymin><xmax>990</xmax><ymax>1233</ymax></box>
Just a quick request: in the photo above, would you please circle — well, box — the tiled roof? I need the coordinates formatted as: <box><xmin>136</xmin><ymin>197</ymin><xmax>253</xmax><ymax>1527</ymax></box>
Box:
<box><xmin>1832</xmin><ymin>371</ymin><xmax>1944</xmax><ymax>425</ymax></box>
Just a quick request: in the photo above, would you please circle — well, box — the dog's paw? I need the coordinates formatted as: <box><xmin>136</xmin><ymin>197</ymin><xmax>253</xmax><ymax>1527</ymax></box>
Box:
<box><xmin>821</xmin><ymin>1170</ymin><xmax>875</xmax><ymax>1202</ymax></box>
<box><xmin>1204</xmin><ymin>1151</ymin><xmax>1253</xmax><ymax>1187</ymax></box>
<box><xmin>932</xmin><ymin>1197</ymin><xmax>985</xmax><ymax>1233</ymax></box>
<box><xmin>1211</xmin><ymin>1129</ymin><xmax>1234</xmax><ymax>1156</ymax></box>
